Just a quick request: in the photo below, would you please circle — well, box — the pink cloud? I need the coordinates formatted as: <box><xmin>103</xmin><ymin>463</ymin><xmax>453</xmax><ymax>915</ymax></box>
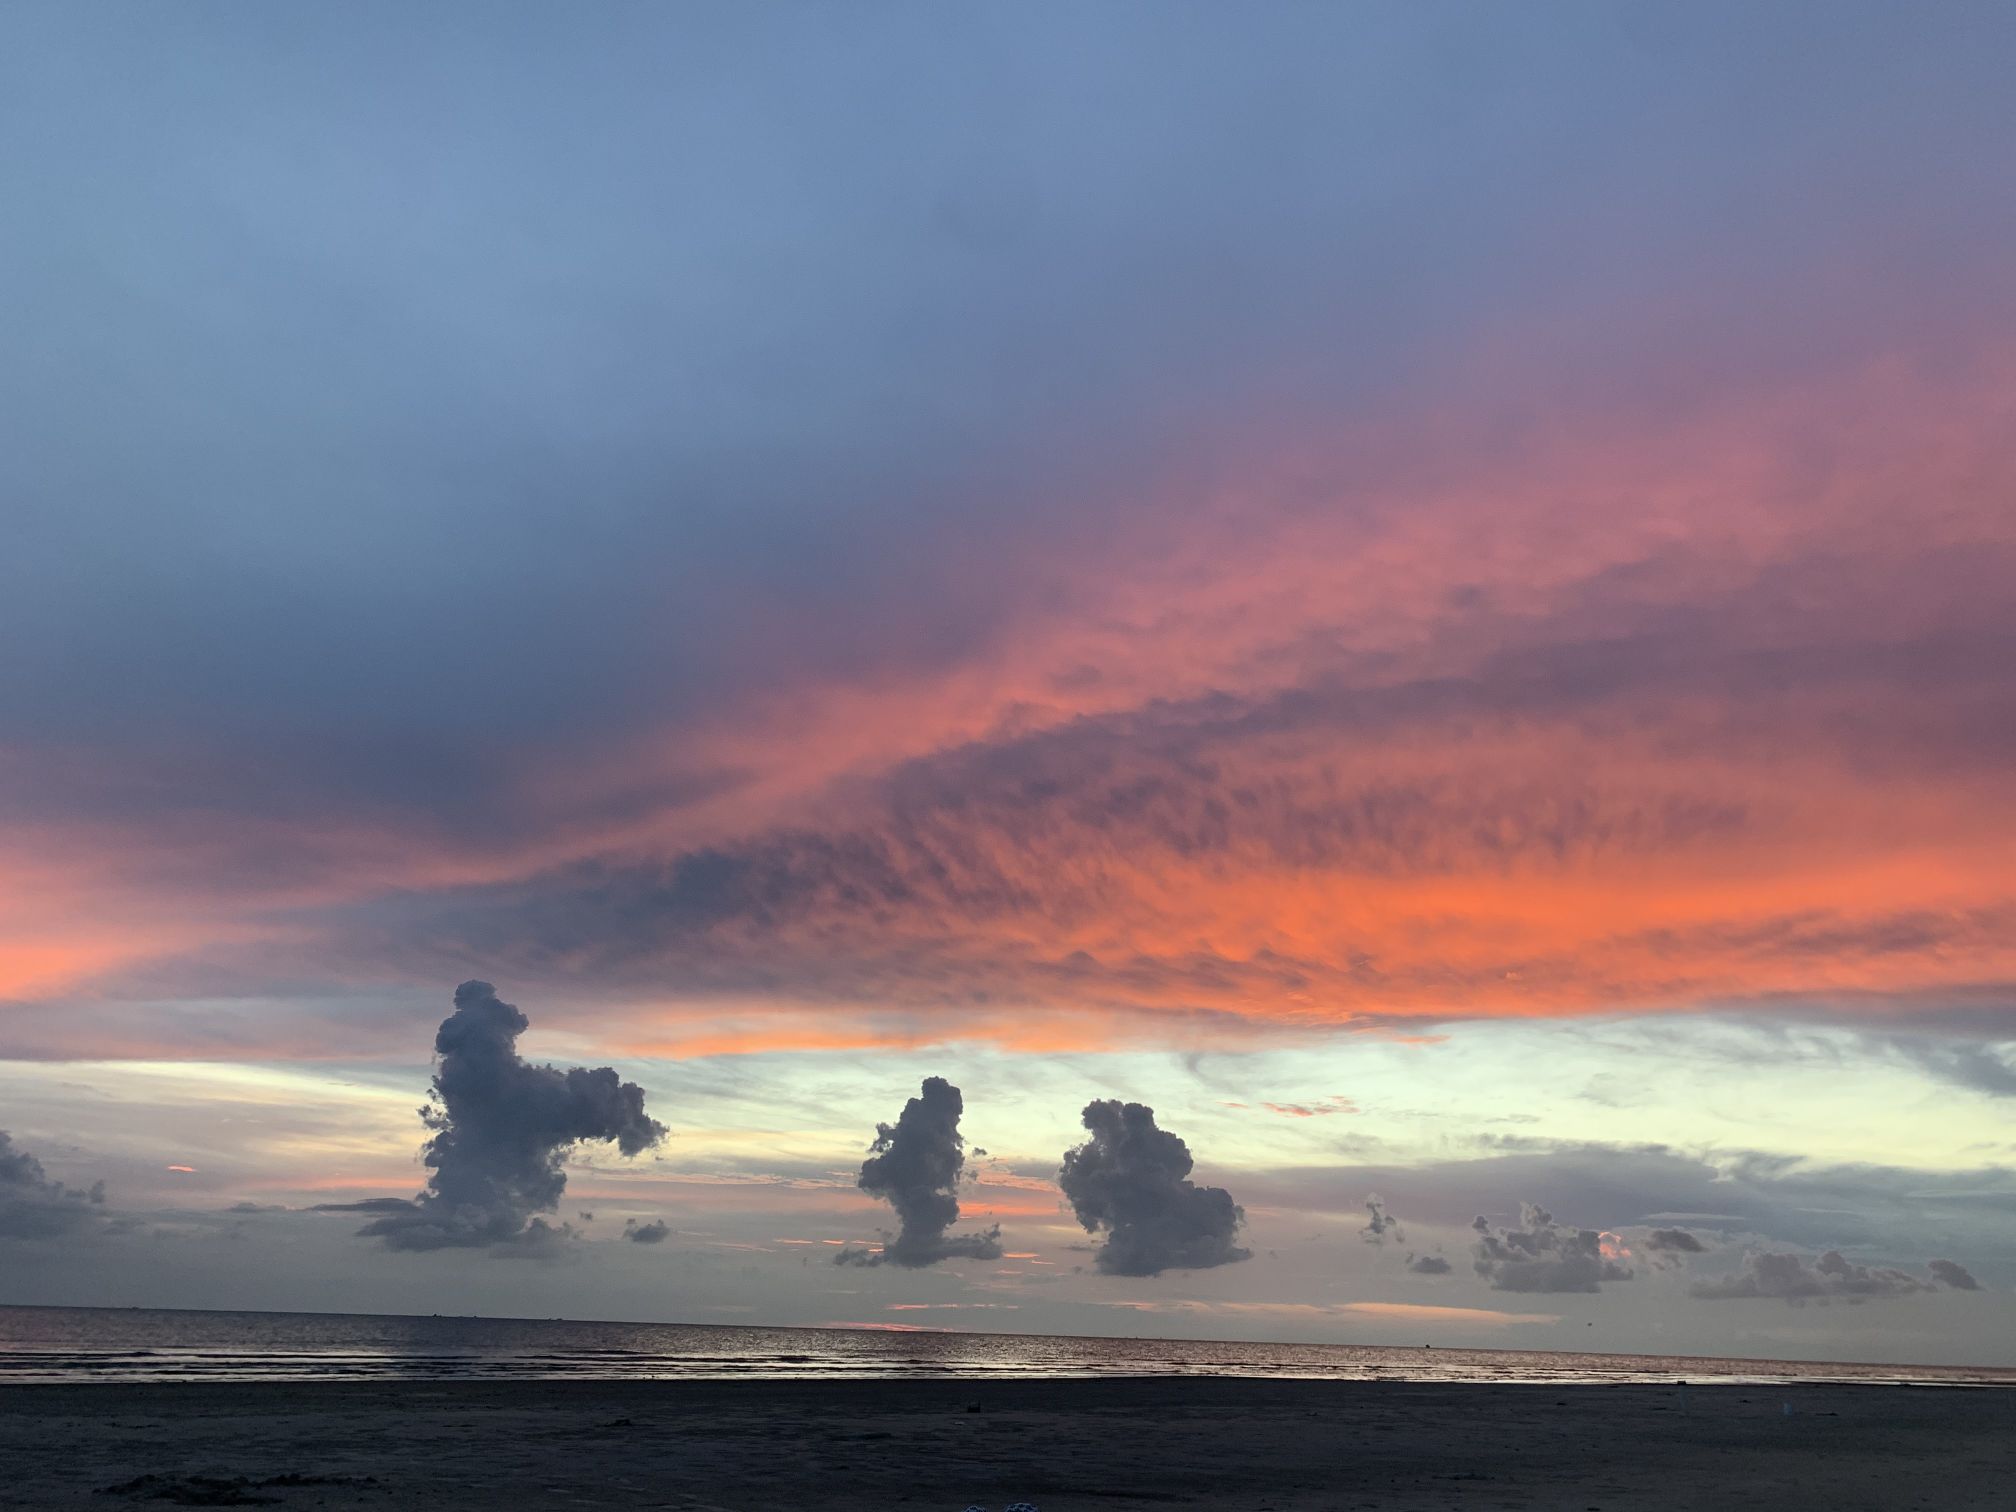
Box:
<box><xmin>8</xmin><ymin>352</ymin><xmax>2016</xmax><ymax>1059</ymax></box>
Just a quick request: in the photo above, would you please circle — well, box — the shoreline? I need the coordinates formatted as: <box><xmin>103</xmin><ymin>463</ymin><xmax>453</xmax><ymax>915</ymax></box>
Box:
<box><xmin>6</xmin><ymin>1370</ymin><xmax>2016</xmax><ymax>1390</ymax></box>
<box><xmin>6</xmin><ymin>1376</ymin><xmax>2012</xmax><ymax>1510</ymax></box>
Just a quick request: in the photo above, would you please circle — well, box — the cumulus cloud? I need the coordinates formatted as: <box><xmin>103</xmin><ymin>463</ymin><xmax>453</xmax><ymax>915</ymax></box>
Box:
<box><xmin>1471</xmin><ymin>1203</ymin><xmax>1635</xmax><ymax>1293</ymax></box>
<box><xmin>1361</xmin><ymin>1194</ymin><xmax>1401</xmax><ymax>1245</ymax></box>
<box><xmin>1059</xmin><ymin>1100</ymin><xmax>1249</xmax><ymax>1277</ymax></box>
<box><xmin>1405</xmin><ymin>1252</ymin><xmax>1452</xmax><ymax>1275</ymax></box>
<box><xmin>623</xmin><ymin>1218</ymin><xmax>670</xmax><ymax>1244</ymax></box>
<box><xmin>834</xmin><ymin>1077</ymin><xmax>1001</xmax><ymax>1268</ymax></box>
<box><xmin>1691</xmin><ymin>1249</ymin><xmax>1981</xmax><ymax>1304</ymax></box>
<box><xmin>357</xmin><ymin>981</ymin><xmax>666</xmax><ymax>1253</ymax></box>
<box><xmin>0</xmin><ymin>1131</ymin><xmax>108</xmax><ymax>1240</ymax></box>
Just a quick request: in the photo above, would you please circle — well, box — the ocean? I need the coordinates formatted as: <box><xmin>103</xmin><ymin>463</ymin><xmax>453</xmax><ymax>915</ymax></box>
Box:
<box><xmin>1</xmin><ymin>1305</ymin><xmax>2010</xmax><ymax>1387</ymax></box>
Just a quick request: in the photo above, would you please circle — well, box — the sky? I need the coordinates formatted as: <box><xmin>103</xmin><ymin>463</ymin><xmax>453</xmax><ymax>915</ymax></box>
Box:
<box><xmin>2</xmin><ymin>2</ymin><xmax>2014</xmax><ymax>1365</ymax></box>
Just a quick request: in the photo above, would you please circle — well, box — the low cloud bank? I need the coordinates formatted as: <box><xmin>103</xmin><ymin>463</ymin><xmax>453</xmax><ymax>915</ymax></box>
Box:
<box><xmin>1691</xmin><ymin>1249</ymin><xmax>1981</xmax><ymax>1304</ymax></box>
<box><xmin>1472</xmin><ymin>1203</ymin><xmax>1634</xmax><ymax>1293</ymax></box>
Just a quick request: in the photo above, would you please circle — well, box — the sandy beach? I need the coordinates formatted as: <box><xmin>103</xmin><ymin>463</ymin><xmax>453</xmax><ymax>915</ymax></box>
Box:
<box><xmin>2</xmin><ymin>1377</ymin><xmax>2009</xmax><ymax>1511</ymax></box>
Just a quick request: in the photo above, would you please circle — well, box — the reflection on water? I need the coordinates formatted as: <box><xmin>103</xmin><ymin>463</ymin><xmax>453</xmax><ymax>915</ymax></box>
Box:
<box><xmin>1</xmin><ymin>1304</ymin><xmax>2009</xmax><ymax>1387</ymax></box>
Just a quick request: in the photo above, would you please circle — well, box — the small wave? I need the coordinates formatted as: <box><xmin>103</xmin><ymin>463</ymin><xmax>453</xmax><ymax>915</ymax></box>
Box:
<box><xmin>4</xmin><ymin>1306</ymin><xmax>2013</xmax><ymax>1389</ymax></box>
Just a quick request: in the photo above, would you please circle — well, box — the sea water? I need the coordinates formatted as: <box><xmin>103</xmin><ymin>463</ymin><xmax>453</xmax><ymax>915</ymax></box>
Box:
<box><xmin>2</xmin><ymin>1304</ymin><xmax>2010</xmax><ymax>1386</ymax></box>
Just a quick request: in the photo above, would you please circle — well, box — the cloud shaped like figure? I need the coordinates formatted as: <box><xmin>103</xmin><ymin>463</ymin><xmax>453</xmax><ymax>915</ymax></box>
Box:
<box><xmin>835</xmin><ymin>1076</ymin><xmax>1001</xmax><ymax>1268</ymax></box>
<box><xmin>1405</xmin><ymin>1252</ymin><xmax>1452</xmax><ymax>1275</ymax></box>
<box><xmin>1059</xmin><ymin>1099</ymin><xmax>1249</xmax><ymax>1277</ymax></box>
<box><xmin>0</xmin><ymin>1131</ymin><xmax>107</xmax><ymax>1240</ymax></box>
<box><xmin>623</xmin><ymin>1218</ymin><xmax>670</xmax><ymax>1244</ymax></box>
<box><xmin>1690</xmin><ymin>1249</ymin><xmax>1981</xmax><ymax>1304</ymax></box>
<box><xmin>357</xmin><ymin>981</ymin><xmax>666</xmax><ymax>1253</ymax></box>
<box><xmin>1361</xmin><ymin>1193</ymin><xmax>1401</xmax><ymax>1245</ymax></box>
<box><xmin>1472</xmin><ymin>1203</ymin><xmax>1635</xmax><ymax>1293</ymax></box>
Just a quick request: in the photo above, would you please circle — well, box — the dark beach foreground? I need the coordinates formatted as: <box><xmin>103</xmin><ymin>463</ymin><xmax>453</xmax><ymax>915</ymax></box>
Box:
<box><xmin>2</xmin><ymin>1377</ymin><xmax>2010</xmax><ymax>1511</ymax></box>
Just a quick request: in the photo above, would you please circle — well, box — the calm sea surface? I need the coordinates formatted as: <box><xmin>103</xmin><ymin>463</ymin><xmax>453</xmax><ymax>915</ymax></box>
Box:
<box><xmin>0</xmin><ymin>1305</ymin><xmax>2008</xmax><ymax>1387</ymax></box>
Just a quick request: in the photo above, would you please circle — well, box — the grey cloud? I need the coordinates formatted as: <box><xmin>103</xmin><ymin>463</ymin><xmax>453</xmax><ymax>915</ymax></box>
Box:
<box><xmin>1883</xmin><ymin>1036</ymin><xmax>2016</xmax><ymax>1098</ymax></box>
<box><xmin>1242</xmin><ymin>1138</ymin><xmax>2016</xmax><ymax>1262</ymax></box>
<box><xmin>1361</xmin><ymin>1193</ymin><xmax>1401</xmax><ymax>1245</ymax></box>
<box><xmin>1644</xmin><ymin>1226</ymin><xmax>1710</xmax><ymax>1269</ymax></box>
<box><xmin>1058</xmin><ymin>1100</ymin><xmax>1249</xmax><ymax>1277</ymax></box>
<box><xmin>1574</xmin><ymin>1016</ymin><xmax>2016</xmax><ymax>1100</ymax></box>
<box><xmin>1688</xmin><ymin>1248</ymin><xmax>1976</xmax><ymax>1305</ymax></box>
<box><xmin>1928</xmin><ymin>1258</ymin><xmax>1981</xmax><ymax>1291</ymax></box>
<box><xmin>357</xmin><ymin>981</ymin><xmax>666</xmax><ymax>1253</ymax></box>
<box><xmin>0</xmin><ymin>1131</ymin><xmax>108</xmax><ymax>1241</ymax></box>
<box><xmin>1472</xmin><ymin>1203</ymin><xmax>1634</xmax><ymax>1293</ymax></box>
<box><xmin>834</xmin><ymin>1077</ymin><xmax>1001</xmax><ymax>1268</ymax></box>
<box><xmin>1405</xmin><ymin>1252</ymin><xmax>1451</xmax><ymax>1275</ymax></box>
<box><xmin>1647</xmin><ymin>1227</ymin><xmax>1707</xmax><ymax>1253</ymax></box>
<box><xmin>623</xmin><ymin>1218</ymin><xmax>670</xmax><ymax>1245</ymax></box>
<box><xmin>488</xmin><ymin>1216</ymin><xmax>578</xmax><ymax>1260</ymax></box>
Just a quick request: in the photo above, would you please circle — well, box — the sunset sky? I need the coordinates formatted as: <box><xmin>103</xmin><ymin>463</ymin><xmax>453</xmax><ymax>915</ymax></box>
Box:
<box><xmin>3</xmin><ymin>3</ymin><xmax>2014</xmax><ymax>1365</ymax></box>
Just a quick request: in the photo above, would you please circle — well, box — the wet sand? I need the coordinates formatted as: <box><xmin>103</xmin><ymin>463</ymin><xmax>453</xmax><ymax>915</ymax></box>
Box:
<box><xmin>2</xmin><ymin>1376</ymin><xmax>2010</xmax><ymax>1510</ymax></box>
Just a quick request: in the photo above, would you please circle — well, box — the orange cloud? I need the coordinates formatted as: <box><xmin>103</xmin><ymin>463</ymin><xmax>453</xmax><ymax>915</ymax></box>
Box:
<box><xmin>961</xmin><ymin>1195</ymin><xmax>1064</xmax><ymax>1219</ymax></box>
<box><xmin>1259</xmin><ymin>1098</ymin><xmax>1357</xmax><ymax>1118</ymax></box>
<box><xmin>7</xmin><ymin>352</ymin><xmax>2016</xmax><ymax>1061</ymax></box>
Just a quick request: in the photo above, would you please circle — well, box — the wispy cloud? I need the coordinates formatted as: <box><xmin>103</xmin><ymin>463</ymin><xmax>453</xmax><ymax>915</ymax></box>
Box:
<box><xmin>1339</xmin><ymin>1301</ymin><xmax>1558</xmax><ymax>1327</ymax></box>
